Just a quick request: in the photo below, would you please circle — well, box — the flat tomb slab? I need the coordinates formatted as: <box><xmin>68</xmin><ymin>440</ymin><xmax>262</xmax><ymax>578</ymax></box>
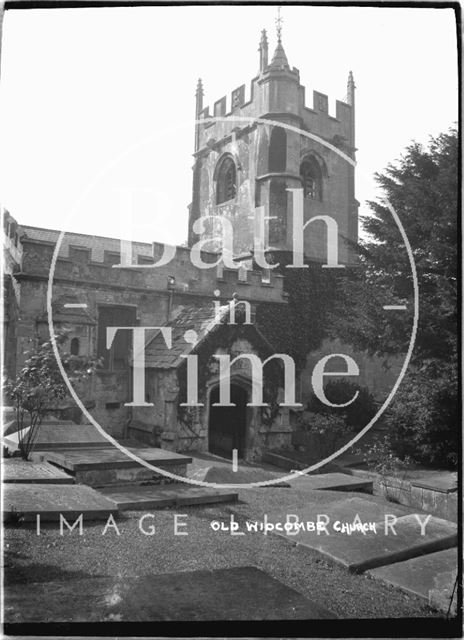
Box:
<box><xmin>3</xmin><ymin>422</ymin><xmax>110</xmax><ymax>451</ymax></box>
<box><xmin>2</xmin><ymin>459</ymin><xmax>74</xmax><ymax>484</ymax></box>
<box><xmin>202</xmin><ymin>466</ymin><xmax>290</xmax><ymax>485</ymax></box>
<box><xmin>4</xmin><ymin>566</ymin><xmax>335</xmax><ymax>622</ymax></box>
<box><xmin>274</xmin><ymin>504</ymin><xmax>457</xmax><ymax>573</ymax></box>
<box><xmin>267</xmin><ymin>496</ymin><xmax>410</xmax><ymax>527</ymax></box>
<box><xmin>44</xmin><ymin>447</ymin><xmax>192</xmax><ymax>471</ymax></box>
<box><xmin>288</xmin><ymin>472</ymin><xmax>373</xmax><ymax>492</ymax></box>
<box><xmin>411</xmin><ymin>473</ymin><xmax>458</xmax><ymax>494</ymax></box>
<box><xmin>3</xmin><ymin>483</ymin><xmax>118</xmax><ymax>522</ymax></box>
<box><xmin>368</xmin><ymin>548</ymin><xmax>458</xmax><ymax>613</ymax></box>
<box><xmin>99</xmin><ymin>484</ymin><xmax>238</xmax><ymax>510</ymax></box>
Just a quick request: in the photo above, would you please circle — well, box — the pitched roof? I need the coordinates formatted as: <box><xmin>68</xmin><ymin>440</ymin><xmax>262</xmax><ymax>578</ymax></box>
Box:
<box><xmin>143</xmin><ymin>301</ymin><xmax>275</xmax><ymax>369</ymax></box>
<box><xmin>143</xmin><ymin>303</ymin><xmax>228</xmax><ymax>369</ymax></box>
<box><xmin>268</xmin><ymin>41</ymin><xmax>290</xmax><ymax>70</ymax></box>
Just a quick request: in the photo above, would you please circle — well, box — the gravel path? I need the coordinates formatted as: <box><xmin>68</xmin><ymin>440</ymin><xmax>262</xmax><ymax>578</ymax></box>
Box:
<box><xmin>4</xmin><ymin>486</ymin><xmax>440</xmax><ymax>620</ymax></box>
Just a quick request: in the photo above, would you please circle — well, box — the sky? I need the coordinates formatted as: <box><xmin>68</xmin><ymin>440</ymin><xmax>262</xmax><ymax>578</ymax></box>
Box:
<box><xmin>0</xmin><ymin>5</ymin><xmax>458</xmax><ymax>246</ymax></box>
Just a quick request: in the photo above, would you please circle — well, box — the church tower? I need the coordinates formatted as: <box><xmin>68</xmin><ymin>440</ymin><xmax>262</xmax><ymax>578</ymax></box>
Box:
<box><xmin>188</xmin><ymin>18</ymin><xmax>358</xmax><ymax>267</ymax></box>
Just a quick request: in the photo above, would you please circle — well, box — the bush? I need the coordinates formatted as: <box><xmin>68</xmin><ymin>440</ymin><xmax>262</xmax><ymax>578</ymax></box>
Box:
<box><xmin>306</xmin><ymin>380</ymin><xmax>377</xmax><ymax>431</ymax></box>
<box><xmin>298</xmin><ymin>412</ymin><xmax>348</xmax><ymax>461</ymax></box>
<box><xmin>5</xmin><ymin>330</ymin><xmax>101</xmax><ymax>460</ymax></box>
<box><xmin>357</xmin><ymin>435</ymin><xmax>412</xmax><ymax>479</ymax></box>
<box><xmin>385</xmin><ymin>363</ymin><xmax>458</xmax><ymax>469</ymax></box>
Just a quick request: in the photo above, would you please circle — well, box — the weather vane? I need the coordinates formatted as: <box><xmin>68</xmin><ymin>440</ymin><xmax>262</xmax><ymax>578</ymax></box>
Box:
<box><xmin>275</xmin><ymin>6</ymin><xmax>283</xmax><ymax>43</ymax></box>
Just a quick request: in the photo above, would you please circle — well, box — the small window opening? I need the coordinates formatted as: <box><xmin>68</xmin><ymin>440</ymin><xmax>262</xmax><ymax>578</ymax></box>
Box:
<box><xmin>70</xmin><ymin>337</ymin><xmax>80</xmax><ymax>356</ymax></box>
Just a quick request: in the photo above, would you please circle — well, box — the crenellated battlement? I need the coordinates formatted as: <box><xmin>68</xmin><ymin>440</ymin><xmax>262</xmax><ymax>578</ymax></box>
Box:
<box><xmin>198</xmin><ymin>79</ymin><xmax>254</xmax><ymax>124</ymax></box>
<box><xmin>304</xmin><ymin>89</ymin><xmax>351</xmax><ymax>123</ymax></box>
<box><xmin>197</xmin><ymin>71</ymin><xmax>353</xmax><ymax>150</ymax></box>
<box><xmin>18</xmin><ymin>225</ymin><xmax>286</xmax><ymax>304</ymax></box>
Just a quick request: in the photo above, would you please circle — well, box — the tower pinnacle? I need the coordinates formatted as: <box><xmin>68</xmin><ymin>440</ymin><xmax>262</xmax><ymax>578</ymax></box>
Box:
<box><xmin>347</xmin><ymin>70</ymin><xmax>355</xmax><ymax>106</ymax></box>
<box><xmin>196</xmin><ymin>78</ymin><xmax>204</xmax><ymax>102</ymax></box>
<box><xmin>269</xmin><ymin>6</ymin><xmax>289</xmax><ymax>70</ymax></box>
<box><xmin>194</xmin><ymin>78</ymin><xmax>204</xmax><ymax>152</ymax></box>
<box><xmin>259</xmin><ymin>29</ymin><xmax>269</xmax><ymax>72</ymax></box>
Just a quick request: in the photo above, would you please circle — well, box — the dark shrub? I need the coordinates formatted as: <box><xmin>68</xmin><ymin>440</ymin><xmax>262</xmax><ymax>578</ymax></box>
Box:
<box><xmin>386</xmin><ymin>363</ymin><xmax>458</xmax><ymax>469</ymax></box>
<box><xmin>306</xmin><ymin>380</ymin><xmax>377</xmax><ymax>432</ymax></box>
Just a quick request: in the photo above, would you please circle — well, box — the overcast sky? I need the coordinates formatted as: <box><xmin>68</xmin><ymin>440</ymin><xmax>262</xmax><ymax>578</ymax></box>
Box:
<box><xmin>0</xmin><ymin>5</ymin><xmax>458</xmax><ymax>245</ymax></box>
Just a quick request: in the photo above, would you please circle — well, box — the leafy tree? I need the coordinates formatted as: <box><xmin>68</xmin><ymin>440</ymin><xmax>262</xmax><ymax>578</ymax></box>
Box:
<box><xmin>5</xmin><ymin>330</ymin><xmax>100</xmax><ymax>460</ymax></box>
<box><xmin>336</xmin><ymin>127</ymin><xmax>458</xmax><ymax>467</ymax></box>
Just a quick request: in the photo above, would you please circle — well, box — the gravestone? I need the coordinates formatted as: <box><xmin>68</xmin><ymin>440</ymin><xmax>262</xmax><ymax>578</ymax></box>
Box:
<box><xmin>4</xmin><ymin>566</ymin><xmax>335</xmax><ymax>622</ymax></box>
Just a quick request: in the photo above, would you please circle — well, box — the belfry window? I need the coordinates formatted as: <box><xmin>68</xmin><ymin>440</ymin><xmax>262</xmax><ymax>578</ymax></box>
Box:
<box><xmin>216</xmin><ymin>157</ymin><xmax>237</xmax><ymax>204</ymax></box>
<box><xmin>269</xmin><ymin>127</ymin><xmax>287</xmax><ymax>172</ymax></box>
<box><xmin>300</xmin><ymin>157</ymin><xmax>323</xmax><ymax>200</ymax></box>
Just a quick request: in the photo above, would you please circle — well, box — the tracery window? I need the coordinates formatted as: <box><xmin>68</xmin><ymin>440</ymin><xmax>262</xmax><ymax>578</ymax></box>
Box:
<box><xmin>216</xmin><ymin>156</ymin><xmax>237</xmax><ymax>204</ymax></box>
<box><xmin>300</xmin><ymin>157</ymin><xmax>323</xmax><ymax>200</ymax></box>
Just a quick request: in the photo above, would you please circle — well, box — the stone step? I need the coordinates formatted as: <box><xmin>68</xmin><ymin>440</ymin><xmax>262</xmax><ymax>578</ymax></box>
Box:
<box><xmin>3</xmin><ymin>483</ymin><xmax>118</xmax><ymax>522</ymax></box>
<box><xmin>99</xmin><ymin>484</ymin><xmax>238</xmax><ymax>510</ymax></box>
<box><xmin>2</xmin><ymin>459</ymin><xmax>74</xmax><ymax>484</ymax></box>
<box><xmin>368</xmin><ymin>548</ymin><xmax>458</xmax><ymax>614</ymax></box>
<box><xmin>43</xmin><ymin>447</ymin><xmax>192</xmax><ymax>486</ymax></box>
<box><xmin>266</xmin><ymin>496</ymin><xmax>457</xmax><ymax>573</ymax></box>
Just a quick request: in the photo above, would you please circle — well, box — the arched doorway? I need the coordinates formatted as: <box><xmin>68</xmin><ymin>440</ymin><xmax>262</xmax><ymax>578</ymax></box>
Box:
<box><xmin>208</xmin><ymin>384</ymin><xmax>248</xmax><ymax>459</ymax></box>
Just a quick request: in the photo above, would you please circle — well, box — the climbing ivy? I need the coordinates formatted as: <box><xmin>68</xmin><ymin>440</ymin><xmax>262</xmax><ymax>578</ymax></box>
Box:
<box><xmin>256</xmin><ymin>251</ymin><xmax>349</xmax><ymax>371</ymax></box>
<box><xmin>176</xmin><ymin>256</ymin><xmax>352</xmax><ymax>435</ymax></box>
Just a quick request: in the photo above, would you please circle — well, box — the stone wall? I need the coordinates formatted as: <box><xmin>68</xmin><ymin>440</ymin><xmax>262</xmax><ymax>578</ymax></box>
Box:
<box><xmin>10</xmin><ymin>231</ymin><xmax>287</xmax><ymax>440</ymax></box>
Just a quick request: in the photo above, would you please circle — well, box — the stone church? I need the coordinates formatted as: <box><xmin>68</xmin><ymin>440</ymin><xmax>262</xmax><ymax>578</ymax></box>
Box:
<box><xmin>2</xmin><ymin>29</ymin><xmax>399</xmax><ymax>462</ymax></box>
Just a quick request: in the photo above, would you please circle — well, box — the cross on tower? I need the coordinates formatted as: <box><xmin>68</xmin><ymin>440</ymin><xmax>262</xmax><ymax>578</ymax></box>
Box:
<box><xmin>275</xmin><ymin>6</ymin><xmax>283</xmax><ymax>42</ymax></box>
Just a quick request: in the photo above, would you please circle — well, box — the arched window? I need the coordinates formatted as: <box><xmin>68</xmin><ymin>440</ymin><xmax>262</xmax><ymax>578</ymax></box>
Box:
<box><xmin>300</xmin><ymin>157</ymin><xmax>323</xmax><ymax>200</ymax></box>
<box><xmin>216</xmin><ymin>156</ymin><xmax>237</xmax><ymax>204</ymax></box>
<box><xmin>269</xmin><ymin>178</ymin><xmax>287</xmax><ymax>245</ymax></box>
<box><xmin>269</xmin><ymin>127</ymin><xmax>287</xmax><ymax>172</ymax></box>
<box><xmin>70</xmin><ymin>337</ymin><xmax>80</xmax><ymax>356</ymax></box>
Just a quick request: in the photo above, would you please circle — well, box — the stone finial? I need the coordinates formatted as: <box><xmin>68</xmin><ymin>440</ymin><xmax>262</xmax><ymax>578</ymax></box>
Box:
<box><xmin>194</xmin><ymin>78</ymin><xmax>204</xmax><ymax>152</ymax></box>
<box><xmin>259</xmin><ymin>29</ymin><xmax>269</xmax><ymax>72</ymax></box>
<box><xmin>275</xmin><ymin>6</ymin><xmax>283</xmax><ymax>43</ymax></box>
<box><xmin>195</xmin><ymin>79</ymin><xmax>204</xmax><ymax>115</ymax></box>
<box><xmin>347</xmin><ymin>70</ymin><xmax>355</xmax><ymax>106</ymax></box>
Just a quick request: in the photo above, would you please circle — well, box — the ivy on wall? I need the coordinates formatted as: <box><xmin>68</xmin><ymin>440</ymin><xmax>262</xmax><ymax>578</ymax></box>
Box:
<box><xmin>256</xmin><ymin>252</ymin><xmax>348</xmax><ymax>372</ymax></box>
<box><xmin>175</xmin><ymin>256</ymin><xmax>352</xmax><ymax>438</ymax></box>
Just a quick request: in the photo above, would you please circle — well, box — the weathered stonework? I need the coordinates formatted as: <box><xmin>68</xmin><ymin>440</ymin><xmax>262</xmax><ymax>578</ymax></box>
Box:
<box><xmin>2</xmin><ymin>32</ymin><xmax>381</xmax><ymax>465</ymax></box>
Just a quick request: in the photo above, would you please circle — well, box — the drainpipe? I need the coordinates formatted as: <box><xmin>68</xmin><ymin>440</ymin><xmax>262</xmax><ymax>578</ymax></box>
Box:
<box><xmin>167</xmin><ymin>276</ymin><xmax>176</xmax><ymax>322</ymax></box>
